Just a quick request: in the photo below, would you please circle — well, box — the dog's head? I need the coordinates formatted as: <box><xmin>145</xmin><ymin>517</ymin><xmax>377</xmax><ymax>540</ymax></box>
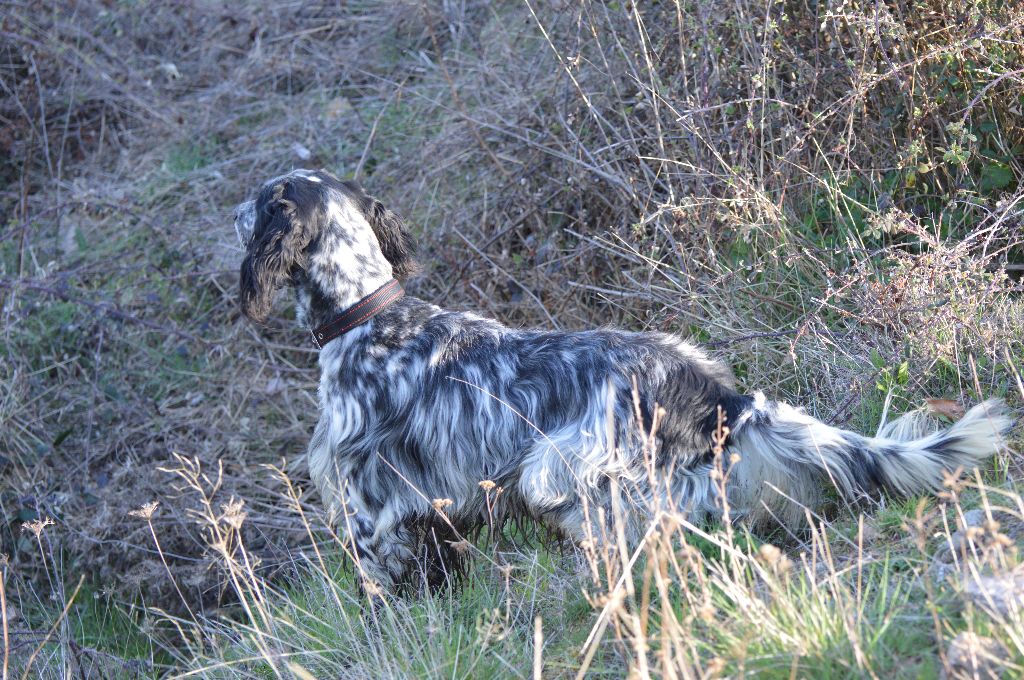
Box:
<box><xmin>234</xmin><ymin>169</ymin><xmax>416</xmax><ymax>323</ymax></box>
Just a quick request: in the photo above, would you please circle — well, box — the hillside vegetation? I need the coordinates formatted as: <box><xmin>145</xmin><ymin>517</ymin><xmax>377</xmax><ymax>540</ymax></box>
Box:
<box><xmin>1</xmin><ymin>1</ymin><xmax>1022</xmax><ymax>677</ymax></box>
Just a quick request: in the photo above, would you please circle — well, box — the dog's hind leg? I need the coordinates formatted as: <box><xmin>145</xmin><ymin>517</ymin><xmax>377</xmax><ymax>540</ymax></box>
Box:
<box><xmin>516</xmin><ymin>435</ymin><xmax>616</xmax><ymax>543</ymax></box>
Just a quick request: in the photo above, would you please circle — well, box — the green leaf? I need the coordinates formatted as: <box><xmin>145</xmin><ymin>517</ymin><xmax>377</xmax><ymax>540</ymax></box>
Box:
<box><xmin>979</xmin><ymin>162</ymin><xmax>1014</xmax><ymax>194</ymax></box>
<box><xmin>53</xmin><ymin>428</ymin><xmax>73</xmax><ymax>447</ymax></box>
<box><xmin>896</xmin><ymin>361</ymin><xmax>910</xmax><ymax>386</ymax></box>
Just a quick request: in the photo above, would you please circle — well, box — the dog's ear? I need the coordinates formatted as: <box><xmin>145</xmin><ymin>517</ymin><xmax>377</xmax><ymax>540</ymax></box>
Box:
<box><xmin>366</xmin><ymin>197</ymin><xmax>418</xmax><ymax>279</ymax></box>
<box><xmin>239</xmin><ymin>181</ymin><xmax>315</xmax><ymax>322</ymax></box>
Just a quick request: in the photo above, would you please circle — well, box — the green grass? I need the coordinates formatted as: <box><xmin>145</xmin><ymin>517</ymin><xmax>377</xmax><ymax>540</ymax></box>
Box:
<box><xmin>176</xmin><ymin>545</ymin><xmax>599</xmax><ymax>679</ymax></box>
<box><xmin>163</xmin><ymin>137</ymin><xmax>224</xmax><ymax>176</ymax></box>
<box><xmin>69</xmin><ymin>586</ymin><xmax>166</xmax><ymax>665</ymax></box>
<box><xmin>4</xmin><ymin>581</ymin><xmax>166</xmax><ymax>679</ymax></box>
<box><xmin>170</xmin><ymin>489</ymin><xmax>1024</xmax><ymax>679</ymax></box>
<box><xmin>704</xmin><ymin>557</ymin><xmax>925</xmax><ymax>678</ymax></box>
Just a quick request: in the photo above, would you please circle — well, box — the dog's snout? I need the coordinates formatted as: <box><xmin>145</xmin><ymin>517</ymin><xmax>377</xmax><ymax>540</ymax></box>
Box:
<box><xmin>233</xmin><ymin>200</ymin><xmax>256</xmax><ymax>247</ymax></box>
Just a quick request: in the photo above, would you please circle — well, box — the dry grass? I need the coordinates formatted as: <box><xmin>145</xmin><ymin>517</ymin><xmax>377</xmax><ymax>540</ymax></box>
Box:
<box><xmin>1</xmin><ymin>0</ymin><xmax>1022</xmax><ymax>677</ymax></box>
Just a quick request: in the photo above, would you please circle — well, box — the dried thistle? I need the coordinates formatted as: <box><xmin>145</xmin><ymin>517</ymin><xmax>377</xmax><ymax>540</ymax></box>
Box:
<box><xmin>448</xmin><ymin>539</ymin><xmax>473</xmax><ymax>555</ymax></box>
<box><xmin>220</xmin><ymin>498</ymin><xmax>247</xmax><ymax>530</ymax></box>
<box><xmin>128</xmin><ymin>501</ymin><xmax>160</xmax><ymax>520</ymax></box>
<box><xmin>21</xmin><ymin>517</ymin><xmax>54</xmax><ymax>538</ymax></box>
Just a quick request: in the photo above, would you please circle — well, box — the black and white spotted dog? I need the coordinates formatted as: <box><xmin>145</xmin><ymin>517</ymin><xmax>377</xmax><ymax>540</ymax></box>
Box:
<box><xmin>234</xmin><ymin>168</ymin><xmax>1012</xmax><ymax>593</ymax></box>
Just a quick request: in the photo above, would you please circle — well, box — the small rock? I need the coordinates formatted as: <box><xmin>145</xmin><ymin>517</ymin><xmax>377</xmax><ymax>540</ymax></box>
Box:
<box><xmin>158</xmin><ymin>62</ymin><xmax>181</xmax><ymax>80</ymax></box>
<box><xmin>965</xmin><ymin>566</ymin><xmax>1024</xmax><ymax>618</ymax></box>
<box><xmin>961</xmin><ymin>509</ymin><xmax>988</xmax><ymax>528</ymax></box>
<box><xmin>943</xmin><ymin>632</ymin><xmax>1008</xmax><ymax>679</ymax></box>
<box><xmin>291</xmin><ymin>142</ymin><xmax>312</xmax><ymax>161</ymax></box>
<box><xmin>931</xmin><ymin>508</ymin><xmax>1023</xmax><ymax>582</ymax></box>
<box><xmin>948</xmin><ymin>509</ymin><xmax>989</xmax><ymax>552</ymax></box>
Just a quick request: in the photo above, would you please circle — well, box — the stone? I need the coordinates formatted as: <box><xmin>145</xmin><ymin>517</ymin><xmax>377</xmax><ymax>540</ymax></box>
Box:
<box><xmin>943</xmin><ymin>632</ymin><xmax>1008</xmax><ymax>679</ymax></box>
<box><xmin>965</xmin><ymin>565</ymin><xmax>1024</xmax><ymax>618</ymax></box>
<box><xmin>930</xmin><ymin>508</ymin><xmax>1023</xmax><ymax>583</ymax></box>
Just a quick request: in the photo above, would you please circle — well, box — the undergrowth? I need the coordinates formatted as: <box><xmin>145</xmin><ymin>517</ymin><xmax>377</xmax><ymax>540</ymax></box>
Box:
<box><xmin>1</xmin><ymin>0</ymin><xmax>1022</xmax><ymax>677</ymax></box>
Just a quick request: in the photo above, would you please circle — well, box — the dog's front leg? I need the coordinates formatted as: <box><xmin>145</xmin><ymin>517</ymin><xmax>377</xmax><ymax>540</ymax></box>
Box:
<box><xmin>348</xmin><ymin>505</ymin><xmax>418</xmax><ymax>606</ymax></box>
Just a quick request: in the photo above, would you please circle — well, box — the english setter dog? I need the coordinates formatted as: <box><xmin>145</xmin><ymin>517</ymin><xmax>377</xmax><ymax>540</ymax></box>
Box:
<box><xmin>234</xmin><ymin>169</ymin><xmax>1012</xmax><ymax>594</ymax></box>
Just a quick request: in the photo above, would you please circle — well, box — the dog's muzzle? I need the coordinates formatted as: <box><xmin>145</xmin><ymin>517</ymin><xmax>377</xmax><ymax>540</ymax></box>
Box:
<box><xmin>233</xmin><ymin>200</ymin><xmax>256</xmax><ymax>247</ymax></box>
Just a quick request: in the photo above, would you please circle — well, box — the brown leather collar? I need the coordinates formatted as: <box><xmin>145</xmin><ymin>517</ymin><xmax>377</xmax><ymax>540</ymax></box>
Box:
<box><xmin>310</xmin><ymin>279</ymin><xmax>404</xmax><ymax>349</ymax></box>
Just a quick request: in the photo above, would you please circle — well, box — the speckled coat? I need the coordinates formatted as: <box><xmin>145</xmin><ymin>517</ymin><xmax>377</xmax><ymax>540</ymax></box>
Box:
<box><xmin>234</xmin><ymin>169</ymin><xmax>1011</xmax><ymax>593</ymax></box>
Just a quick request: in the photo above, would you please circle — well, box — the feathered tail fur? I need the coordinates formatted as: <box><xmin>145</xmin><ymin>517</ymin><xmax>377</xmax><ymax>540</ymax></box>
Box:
<box><xmin>726</xmin><ymin>394</ymin><xmax>1014</xmax><ymax>526</ymax></box>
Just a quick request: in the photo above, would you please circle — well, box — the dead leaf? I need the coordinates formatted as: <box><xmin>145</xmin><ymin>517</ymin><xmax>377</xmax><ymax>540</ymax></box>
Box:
<box><xmin>323</xmin><ymin>96</ymin><xmax>353</xmax><ymax>121</ymax></box>
<box><xmin>925</xmin><ymin>398</ymin><xmax>965</xmax><ymax>420</ymax></box>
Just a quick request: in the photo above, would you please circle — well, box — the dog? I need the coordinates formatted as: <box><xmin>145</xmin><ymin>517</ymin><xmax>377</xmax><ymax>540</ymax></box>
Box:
<box><xmin>234</xmin><ymin>168</ymin><xmax>1012</xmax><ymax>594</ymax></box>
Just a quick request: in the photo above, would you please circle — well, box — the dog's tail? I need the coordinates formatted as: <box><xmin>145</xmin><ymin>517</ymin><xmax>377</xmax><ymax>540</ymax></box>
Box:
<box><xmin>724</xmin><ymin>394</ymin><xmax>1013</xmax><ymax>525</ymax></box>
